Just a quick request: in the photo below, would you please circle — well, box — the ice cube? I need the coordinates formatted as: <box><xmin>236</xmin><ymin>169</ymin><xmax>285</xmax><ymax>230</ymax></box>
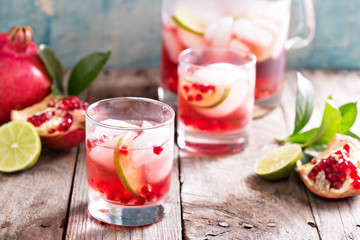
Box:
<box><xmin>191</xmin><ymin>63</ymin><xmax>245</xmax><ymax>86</ymax></box>
<box><xmin>101</xmin><ymin>119</ymin><xmax>139</xmax><ymax>128</ymax></box>
<box><xmin>162</xmin><ymin>28</ymin><xmax>183</xmax><ymax>63</ymax></box>
<box><xmin>177</xmin><ymin>28</ymin><xmax>208</xmax><ymax>48</ymax></box>
<box><xmin>142</xmin><ymin>140</ymin><xmax>173</xmax><ymax>183</ymax></box>
<box><xmin>89</xmin><ymin>144</ymin><xmax>115</xmax><ymax>170</ymax></box>
<box><xmin>232</xmin><ymin>19</ymin><xmax>274</xmax><ymax>48</ymax></box>
<box><xmin>132</xmin><ymin>127</ymin><xmax>173</xmax><ymax>150</ymax></box>
<box><xmin>229</xmin><ymin>39</ymin><xmax>250</xmax><ymax>52</ymax></box>
<box><xmin>204</xmin><ymin>22</ymin><xmax>217</xmax><ymax>41</ymax></box>
<box><xmin>210</xmin><ymin>17</ymin><xmax>234</xmax><ymax>47</ymax></box>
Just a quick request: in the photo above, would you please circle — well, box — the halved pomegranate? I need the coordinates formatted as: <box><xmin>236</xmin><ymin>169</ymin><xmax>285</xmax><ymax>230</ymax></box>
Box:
<box><xmin>297</xmin><ymin>134</ymin><xmax>360</xmax><ymax>199</ymax></box>
<box><xmin>11</xmin><ymin>93</ymin><xmax>88</xmax><ymax>151</ymax></box>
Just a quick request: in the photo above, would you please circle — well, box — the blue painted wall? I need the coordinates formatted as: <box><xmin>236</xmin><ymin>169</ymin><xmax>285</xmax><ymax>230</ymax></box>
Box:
<box><xmin>0</xmin><ymin>0</ymin><xmax>358</xmax><ymax>70</ymax></box>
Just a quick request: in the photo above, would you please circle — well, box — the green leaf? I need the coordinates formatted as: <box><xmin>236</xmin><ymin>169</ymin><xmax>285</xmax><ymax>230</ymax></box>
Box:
<box><xmin>67</xmin><ymin>51</ymin><xmax>111</xmax><ymax>95</ymax></box>
<box><xmin>339</xmin><ymin>102</ymin><xmax>357</xmax><ymax>134</ymax></box>
<box><xmin>288</xmin><ymin>128</ymin><xmax>318</xmax><ymax>145</ymax></box>
<box><xmin>303</xmin><ymin>97</ymin><xmax>341</xmax><ymax>147</ymax></box>
<box><xmin>38</xmin><ymin>44</ymin><xmax>64</xmax><ymax>95</ymax></box>
<box><xmin>293</xmin><ymin>72</ymin><xmax>314</xmax><ymax>134</ymax></box>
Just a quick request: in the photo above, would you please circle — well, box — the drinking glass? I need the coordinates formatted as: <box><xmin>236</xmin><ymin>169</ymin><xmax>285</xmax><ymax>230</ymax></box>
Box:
<box><xmin>177</xmin><ymin>47</ymin><xmax>256</xmax><ymax>155</ymax></box>
<box><xmin>159</xmin><ymin>0</ymin><xmax>315</xmax><ymax>117</ymax></box>
<box><xmin>85</xmin><ymin>97</ymin><xmax>175</xmax><ymax>226</ymax></box>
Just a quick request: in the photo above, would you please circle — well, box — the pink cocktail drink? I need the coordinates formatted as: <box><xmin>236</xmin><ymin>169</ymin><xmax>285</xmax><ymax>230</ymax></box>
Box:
<box><xmin>177</xmin><ymin>48</ymin><xmax>256</xmax><ymax>155</ymax></box>
<box><xmin>87</xmin><ymin>120</ymin><xmax>173</xmax><ymax>206</ymax></box>
<box><xmin>160</xmin><ymin>0</ymin><xmax>314</xmax><ymax>116</ymax></box>
<box><xmin>85</xmin><ymin>98</ymin><xmax>175</xmax><ymax>226</ymax></box>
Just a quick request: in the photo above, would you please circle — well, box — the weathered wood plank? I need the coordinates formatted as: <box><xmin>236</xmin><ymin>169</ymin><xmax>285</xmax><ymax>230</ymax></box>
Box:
<box><xmin>282</xmin><ymin>70</ymin><xmax>360</xmax><ymax>240</ymax></box>
<box><xmin>0</xmin><ymin>148</ymin><xmax>78</xmax><ymax>240</ymax></box>
<box><xmin>180</xmin><ymin>71</ymin><xmax>319</xmax><ymax>239</ymax></box>
<box><xmin>65</xmin><ymin>69</ymin><xmax>182</xmax><ymax>239</ymax></box>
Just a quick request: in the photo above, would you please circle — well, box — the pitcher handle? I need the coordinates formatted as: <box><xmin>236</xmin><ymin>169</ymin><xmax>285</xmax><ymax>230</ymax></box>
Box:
<box><xmin>285</xmin><ymin>0</ymin><xmax>316</xmax><ymax>50</ymax></box>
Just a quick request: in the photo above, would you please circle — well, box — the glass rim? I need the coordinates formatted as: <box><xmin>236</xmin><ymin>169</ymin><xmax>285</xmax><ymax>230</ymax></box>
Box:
<box><xmin>178</xmin><ymin>46</ymin><xmax>257</xmax><ymax>69</ymax></box>
<box><xmin>85</xmin><ymin>97</ymin><xmax>175</xmax><ymax>131</ymax></box>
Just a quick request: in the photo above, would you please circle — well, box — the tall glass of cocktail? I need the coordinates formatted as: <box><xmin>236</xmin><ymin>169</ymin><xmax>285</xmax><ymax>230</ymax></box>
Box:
<box><xmin>159</xmin><ymin>0</ymin><xmax>315</xmax><ymax>117</ymax></box>
<box><xmin>177</xmin><ymin>47</ymin><xmax>256</xmax><ymax>155</ymax></box>
<box><xmin>86</xmin><ymin>97</ymin><xmax>175</xmax><ymax>226</ymax></box>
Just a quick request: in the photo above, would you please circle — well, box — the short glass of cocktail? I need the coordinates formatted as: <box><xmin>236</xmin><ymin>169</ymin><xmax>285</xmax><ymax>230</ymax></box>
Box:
<box><xmin>177</xmin><ymin>47</ymin><xmax>256</xmax><ymax>155</ymax></box>
<box><xmin>85</xmin><ymin>97</ymin><xmax>175</xmax><ymax>226</ymax></box>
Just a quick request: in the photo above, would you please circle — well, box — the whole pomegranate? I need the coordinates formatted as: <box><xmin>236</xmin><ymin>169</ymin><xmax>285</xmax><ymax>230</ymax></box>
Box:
<box><xmin>297</xmin><ymin>134</ymin><xmax>360</xmax><ymax>199</ymax></box>
<box><xmin>11</xmin><ymin>94</ymin><xmax>88</xmax><ymax>151</ymax></box>
<box><xmin>0</xmin><ymin>26</ymin><xmax>52</xmax><ymax>124</ymax></box>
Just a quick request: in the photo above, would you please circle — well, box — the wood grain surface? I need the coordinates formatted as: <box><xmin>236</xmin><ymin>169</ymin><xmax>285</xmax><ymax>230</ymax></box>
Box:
<box><xmin>0</xmin><ymin>69</ymin><xmax>359</xmax><ymax>240</ymax></box>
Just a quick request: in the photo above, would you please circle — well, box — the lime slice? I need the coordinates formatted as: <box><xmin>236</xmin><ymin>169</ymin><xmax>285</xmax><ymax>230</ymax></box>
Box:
<box><xmin>0</xmin><ymin>120</ymin><xmax>41</xmax><ymax>172</ymax></box>
<box><xmin>173</xmin><ymin>6</ymin><xmax>206</xmax><ymax>35</ymax></box>
<box><xmin>113</xmin><ymin>132</ymin><xmax>145</xmax><ymax>197</ymax></box>
<box><xmin>180</xmin><ymin>80</ymin><xmax>230</xmax><ymax>109</ymax></box>
<box><xmin>254</xmin><ymin>144</ymin><xmax>302</xmax><ymax>181</ymax></box>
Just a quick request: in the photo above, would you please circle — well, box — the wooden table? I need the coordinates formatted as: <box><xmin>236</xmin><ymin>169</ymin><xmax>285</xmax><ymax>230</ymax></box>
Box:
<box><xmin>1</xmin><ymin>69</ymin><xmax>359</xmax><ymax>240</ymax></box>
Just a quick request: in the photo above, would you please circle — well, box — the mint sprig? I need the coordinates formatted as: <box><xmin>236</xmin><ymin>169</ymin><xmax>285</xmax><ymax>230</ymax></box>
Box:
<box><xmin>38</xmin><ymin>44</ymin><xmax>111</xmax><ymax>96</ymax></box>
<box><xmin>280</xmin><ymin>72</ymin><xmax>359</xmax><ymax>155</ymax></box>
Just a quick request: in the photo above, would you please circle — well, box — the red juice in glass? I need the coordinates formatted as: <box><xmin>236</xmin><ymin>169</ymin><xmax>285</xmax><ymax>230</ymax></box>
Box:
<box><xmin>85</xmin><ymin>98</ymin><xmax>175</xmax><ymax>226</ymax></box>
<box><xmin>160</xmin><ymin>0</ymin><xmax>315</xmax><ymax>116</ymax></box>
<box><xmin>177</xmin><ymin>47</ymin><xmax>256</xmax><ymax>155</ymax></box>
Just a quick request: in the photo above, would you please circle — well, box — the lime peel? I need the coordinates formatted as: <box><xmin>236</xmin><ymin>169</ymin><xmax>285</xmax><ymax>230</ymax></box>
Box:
<box><xmin>173</xmin><ymin>6</ymin><xmax>206</xmax><ymax>35</ymax></box>
<box><xmin>254</xmin><ymin>144</ymin><xmax>302</xmax><ymax>181</ymax></box>
<box><xmin>0</xmin><ymin>120</ymin><xmax>41</xmax><ymax>173</ymax></box>
<box><xmin>113</xmin><ymin>133</ymin><xmax>142</xmax><ymax>197</ymax></box>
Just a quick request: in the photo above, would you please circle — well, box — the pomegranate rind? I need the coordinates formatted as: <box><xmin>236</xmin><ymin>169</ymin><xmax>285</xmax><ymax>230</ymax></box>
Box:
<box><xmin>0</xmin><ymin>26</ymin><xmax>52</xmax><ymax>124</ymax></box>
<box><xmin>297</xmin><ymin>134</ymin><xmax>360</xmax><ymax>199</ymax></box>
<box><xmin>11</xmin><ymin>93</ymin><xmax>86</xmax><ymax>151</ymax></box>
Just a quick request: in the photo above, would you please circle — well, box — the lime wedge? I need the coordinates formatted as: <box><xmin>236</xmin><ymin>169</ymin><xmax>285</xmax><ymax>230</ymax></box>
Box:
<box><xmin>0</xmin><ymin>120</ymin><xmax>41</xmax><ymax>172</ymax></box>
<box><xmin>254</xmin><ymin>144</ymin><xmax>302</xmax><ymax>181</ymax></box>
<box><xmin>113</xmin><ymin>132</ymin><xmax>145</xmax><ymax>197</ymax></box>
<box><xmin>180</xmin><ymin>80</ymin><xmax>230</xmax><ymax>109</ymax></box>
<box><xmin>173</xmin><ymin>6</ymin><xmax>206</xmax><ymax>35</ymax></box>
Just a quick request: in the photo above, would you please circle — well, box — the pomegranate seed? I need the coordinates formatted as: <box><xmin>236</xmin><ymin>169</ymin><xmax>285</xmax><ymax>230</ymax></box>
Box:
<box><xmin>311</xmin><ymin>159</ymin><xmax>318</xmax><ymax>164</ymax></box>
<box><xmin>331</xmin><ymin>181</ymin><xmax>343</xmax><ymax>189</ymax></box>
<box><xmin>195</xmin><ymin>94</ymin><xmax>203</xmax><ymax>101</ymax></box>
<box><xmin>327</xmin><ymin>173</ymin><xmax>338</xmax><ymax>182</ymax></box>
<box><xmin>308</xmin><ymin>171</ymin><xmax>317</xmax><ymax>181</ymax></box>
<box><xmin>47</xmin><ymin>128</ymin><xmax>56</xmax><ymax>134</ymax></box>
<box><xmin>192</xmin><ymin>83</ymin><xmax>199</xmax><ymax>89</ymax></box>
<box><xmin>332</xmin><ymin>162</ymin><xmax>340</xmax><ymax>172</ymax></box>
<box><xmin>199</xmin><ymin>84</ymin><xmax>207</xmax><ymax>93</ymax></box>
<box><xmin>140</xmin><ymin>184</ymin><xmax>152</xmax><ymax>196</ymax></box>
<box><xmin>206</xmin><ymin>85</ymin><xmax>215</xmax><ymax>93</ymax></box>
<box><xmin>118</xmin><ymin>145</ymin><xmax>129</xmax><ymax>155</ymax></box>
<box><xmin>351</xmin><ymin>179</ymin><xmax>360</xmax><ymax>190</ymax></box>
<box><xmin>128</xmin><ymin>197</ymin><xmax>145</xmax><ymax>206</ymax></box>
<box><xmin>318</xmin><ymin>160</ymin><xmax>326</xmax><ymax>169</ymax></box>
<box><xmin>324</xmin><ymin>166</ymin><xmax>333</xmax><ymax>175</ymax></box>
<box><xmin>146</xmin><ymin>193</ymin><xmax>157</xmax><ymax>203</ymax></box>
<box><xmin>183</xmin><ymin>85</ymin><xmax>190</xmax><ymax>93</ymax></box>
<box><xmin>82</xmin><ymin>102</ymin><xmax>89</xmax><ymax>110</ymax></box>
<box><xmin>336</xmin><ymin>172</ymin><xmax>346</xmax><ymax>182</ymax></box>
<box><xmin>56</xmin><ymin>116</ymin><xmax>73</xmax><ymax>132</ymax></box>
<box><xmin>153</xmin><ymin>146</ymin><xmax>163</xmax><ymax>155</ymax></box>
<box><xmin>343</xmin><ymin>144</ymin><xmax>351</xmax><ymax>155</ymax></box>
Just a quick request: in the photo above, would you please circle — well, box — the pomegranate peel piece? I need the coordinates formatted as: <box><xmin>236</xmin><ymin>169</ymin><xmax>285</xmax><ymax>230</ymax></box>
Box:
<box><xmin>297</xmin><ymin>134</ymin><xmax>360</xmax><ymax>199</ymax></box>
<box><xmin>11</xmin><ymin>93</ymin><xmax>87</xmax><ymax>151</ymax></box>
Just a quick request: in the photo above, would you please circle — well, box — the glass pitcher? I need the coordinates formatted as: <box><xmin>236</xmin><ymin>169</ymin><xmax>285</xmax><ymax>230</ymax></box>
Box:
<box><xmin>159</xmin><ymin>0</ymin><xmax>315</xmax><ymax>117</ymax></box>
